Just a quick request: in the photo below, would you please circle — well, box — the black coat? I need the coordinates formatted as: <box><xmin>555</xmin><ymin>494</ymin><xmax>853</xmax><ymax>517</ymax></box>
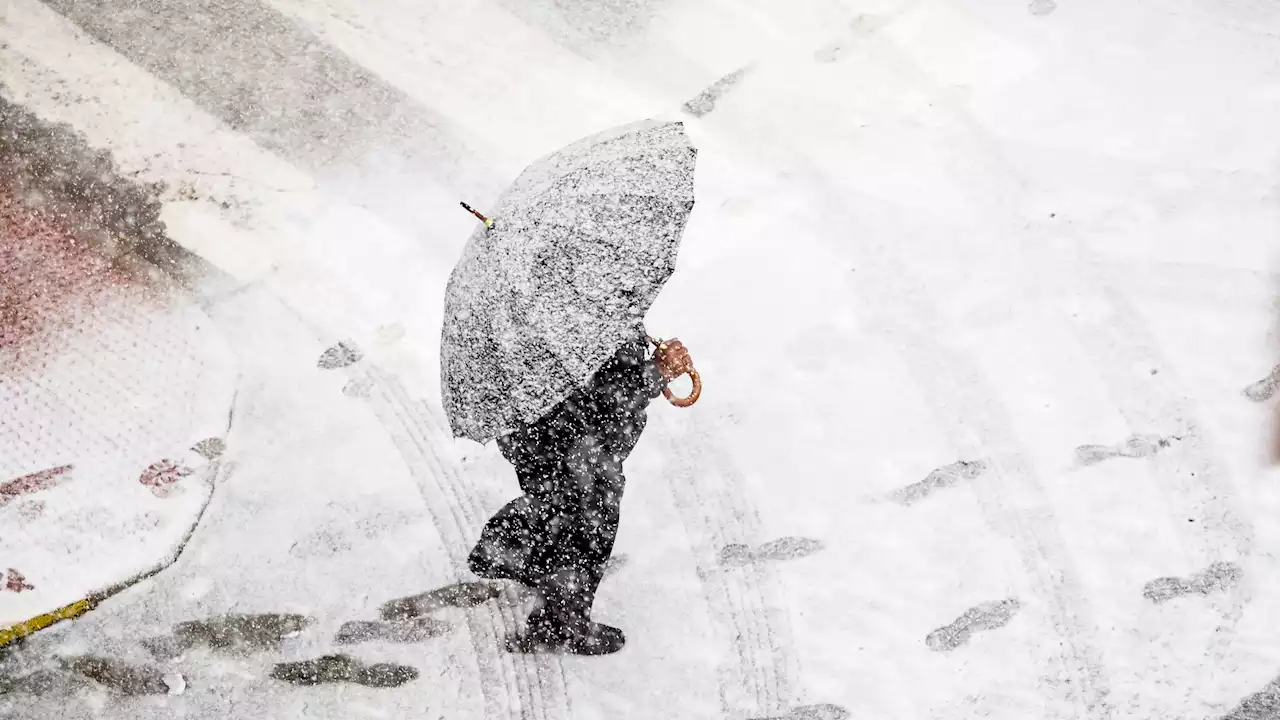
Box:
<box><xmin>496</xmin><ymin>334</ymin><xmax>665</xmax><ymax>486</ymax></box>
<box><xmin>470</xmin><ymin>333</ymin><xmax>665</xmax><ymax>583</ymax></box>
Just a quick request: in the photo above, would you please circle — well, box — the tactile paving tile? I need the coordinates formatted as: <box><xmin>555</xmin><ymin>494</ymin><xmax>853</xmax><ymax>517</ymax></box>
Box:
<box><xmin>0</xmin><ymin>175</ymin><xmax>237</xmax><ymax>628</ymax></box>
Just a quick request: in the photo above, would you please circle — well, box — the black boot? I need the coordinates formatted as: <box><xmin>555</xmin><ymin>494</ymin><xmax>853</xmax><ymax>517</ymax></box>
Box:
<box><xmin>467</xmin><ymin>540</ymin><xmax>532</xmax><ymax>585</ymax></box>
<box><xmin>507</xmin><ymin>569</ymin><xmax>624</xmax><ymax>656</ymax></box>
<box><xmin>467</xmin><ymin>501</ymin><xmax>538</xmax><ymax>585</ymax></box>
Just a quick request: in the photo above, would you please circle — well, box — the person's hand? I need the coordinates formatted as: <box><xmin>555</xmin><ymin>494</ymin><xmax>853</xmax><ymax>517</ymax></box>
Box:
<box><xmin>653</xmin><ymin>339</ymin><xmax>694</xmax><ymax>381</ymax></box>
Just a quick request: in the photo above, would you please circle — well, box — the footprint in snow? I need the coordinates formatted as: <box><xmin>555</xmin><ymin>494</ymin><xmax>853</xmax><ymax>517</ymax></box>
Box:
<box><xmin>271</xmin><ymin>654</ymin><xmax>418</xmax><ymax>688</ymax></box>
<box><xmin>138</xmin><ymin>458</ymin><xmax>194</xmax><ymax>498</ymax></box>
<box><xmin>317</xmin><ymin>341</ymin><xmax>362</xmax><ymax>370</ymax></box>
<box><xmin>190</xmin><ymin>437</ymin><xmax>227</xmax><ymax>461</ymax></box>
<box><xmin>1143</xmin><ymin>560</ymin><xmax>1242</xmax><ymax>604</ymax></box>
<box><xmin>0</xmin><ymin>464</ymin><xmax>73</xmax><ymax>507</ymax></box>
<box><xmin>751</xmin><ymin>704</ymin><xmax>851</xmax><ymax>720</ymax></box>
<box><xmin>1073</xmin><ymin>433</ymin><xmax>1179</xmax><ymax>467</ymax></box>
<box><xmin>681</xmin><ymin>66</ymin><xmax>751</xmax><ymax>118</ymax></box>
<box><xmin>335</xmin><ymin>617</ymin><xmax>451</xmax><ymax>645</ymax></box>
<box><xmin>379</xmin><ymin>581</ymin><xmax>504</xmax><ymax>620</ymax></box>
<box><xmin>890</xmin><ymin>459</ymin><xmax>988</xmax><ymax>506</ymax></box>
<box><xmin>718</xmin><ymin>537</ymin><xmax>825</xmax><ymax>568</ymax></box>
<box><xmin>62</xmin><ymin>656</ymin><xmax>183</xmax><ymax>696</ymax></box>
<box><xmin>926</xmin><ymin>597</ymin><xmax>1021</xmax><ymax>652</ymax></box>
<box><xmin>143</xmin><ymin>612</ymin><xmax>313</xmax><ymax>658</ymax></box>
<box><xmin>3</xmin><ymin>568</ymin><xmax>34</xmax><ymax>593</ymax></box>
<box><xmin>1243</xmin><ymin>364</ymin><xmax>1280</xmax><ymax>402</ymax></box>
<box><xmin>0</xmin><ymin>668</ymin><xmax>88</xmax><ymax>697</ymax></box>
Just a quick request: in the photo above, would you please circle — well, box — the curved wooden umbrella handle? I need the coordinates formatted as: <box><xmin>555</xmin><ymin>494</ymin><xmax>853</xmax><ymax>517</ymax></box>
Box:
<box><xmin>662</xmin><ymin>368</ymin><xmax>702</xmax><ymax>408</ymax></box>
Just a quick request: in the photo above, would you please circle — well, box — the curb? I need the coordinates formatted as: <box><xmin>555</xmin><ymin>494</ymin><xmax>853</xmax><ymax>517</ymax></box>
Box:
<box><xmin>0</xmin><ymin>455</ymin><xmax>231</xmax><ymax>650</ymax></box>
<box><xmin>0</xmin><ymin>91</ymin><xmax>240</xmax><ymax>649</ymax></box>
<box><xmin>0</xmin><ymin>598</ymin><xmax>94</xmax><ymax>649</ymax></box>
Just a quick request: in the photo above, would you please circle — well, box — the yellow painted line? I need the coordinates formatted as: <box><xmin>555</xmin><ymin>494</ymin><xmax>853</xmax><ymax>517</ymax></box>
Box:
<box><xmin>0</xmin><ymin>461</ymin><xmax>226</xmax><ymax>649</ymax></box>
<box><xmin>0</xmin><ymin>597</ymin><xmax>96</xmax><ymax>648</ymax></box>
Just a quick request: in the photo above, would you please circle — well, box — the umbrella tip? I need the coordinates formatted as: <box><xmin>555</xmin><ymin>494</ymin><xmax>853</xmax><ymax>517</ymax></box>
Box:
<box><xmin>460</xmin><ymin>201</ymin><xmax>495</xmax><ymax>230</ymax></box>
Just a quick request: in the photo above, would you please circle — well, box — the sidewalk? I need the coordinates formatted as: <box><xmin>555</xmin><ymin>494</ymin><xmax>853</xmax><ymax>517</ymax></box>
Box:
<box><xmin>0</xmin><ymin>101</ymin><xmax>239</xmax><ymax>645</ymax></box>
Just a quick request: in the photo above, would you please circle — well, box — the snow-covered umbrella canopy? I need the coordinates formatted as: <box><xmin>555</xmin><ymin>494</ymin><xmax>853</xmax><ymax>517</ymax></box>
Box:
<box><xmin>441</xmin><ymin>118</ymin><xmax>697</xmax><ymax>444</ymax></box>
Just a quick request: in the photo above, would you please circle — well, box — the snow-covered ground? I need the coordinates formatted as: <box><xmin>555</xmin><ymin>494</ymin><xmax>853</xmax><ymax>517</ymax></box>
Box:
<box><xmin>0</xmin><ymin>144</ymin><xmax>238</xmax><ymax>641</ymax></box>
<box><xmin>2</xmin><ymin>0</ymin><xmax>1280</xmax><ymax>717</ymax></box>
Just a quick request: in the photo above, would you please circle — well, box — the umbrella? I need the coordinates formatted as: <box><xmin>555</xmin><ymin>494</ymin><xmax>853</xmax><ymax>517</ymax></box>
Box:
<box><xmin>441</xmin><ymin>118</ymin><xmax>700</xmax><ymax>443</ymax></box>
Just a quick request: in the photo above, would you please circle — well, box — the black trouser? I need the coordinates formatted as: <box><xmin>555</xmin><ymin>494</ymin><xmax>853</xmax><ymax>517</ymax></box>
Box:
<box><xmin>471</xmin><ymin>435</ymin><xmax>625</xmax><ymax>585</ymax></box>
<box><xmin>469</xmin><ymin>334</ymin><xmax>659</xmax><ymax>598</ymax></box>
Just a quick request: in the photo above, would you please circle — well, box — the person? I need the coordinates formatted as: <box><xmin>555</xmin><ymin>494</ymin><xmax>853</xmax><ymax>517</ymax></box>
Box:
<box><xmin>467</xmin><ymin>329</ymin><xmax>693</xmax><ymax>655</ymax></box>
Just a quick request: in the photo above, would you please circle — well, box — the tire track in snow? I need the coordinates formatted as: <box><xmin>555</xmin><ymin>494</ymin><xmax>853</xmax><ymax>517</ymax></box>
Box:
<box><xmin>654</xmin><ymin>411</ymin><xmax>801</xmax><ymax>717</ymax></box>
<box><xmin>377</xmin><ymin>369</ymin><xmax>572</xmax><ymax>720</ymax></box>
<box><xmin>803</xmin><ymin>180</ymin><xmax>1113</xmax><ymax>717</ymax></box>
<box><xmin>365</xmin><ymin>373</ymin><xmax>517</xmax><ymax>718</ymax></box>
<box><xmin>671</xmin><ymin>431</ymin><xmax>794</xmax><ymax>715</ymax></box>
<box><xmin>366</xmin><ymin>367</ymin><xmax>572</xmax><ymax>720</ymax></box>
<box><xmin>410</xmin><ymin>383</ymin><xmax>576</xmax><ymax>720</ymax></box>
<box><xmin>888</xmin><ymin>61</ymin><xmax>1257</xmax><ymax>686</ymax></box>
<box><xmin>689</xmin><ymin>38</ymin><xmax>1106</xmax><ymax>708</ymax></box>
<box><xmin>861</xmin><ymin>22</ymin><xmax>1257</xmax><ymax>586</ymax></box>
<box><xmin>1060</xmin><ymin>253</ymin><xmax>1255</xmax><ymax>569</ymax></box>
<box><xmin>370</xmin><ymin>370</ymin><xmax>561</xmax><ymax>720</ymax></box>
<box><xmin>802</xmin><ymin>17</ymin><xmax>1253</xmax><ymax>702</ymax></box>
<box><xmin>1027</xmin><ymin>226</ymin><xmax>1255</xmax><ymax>691</ymax></box>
